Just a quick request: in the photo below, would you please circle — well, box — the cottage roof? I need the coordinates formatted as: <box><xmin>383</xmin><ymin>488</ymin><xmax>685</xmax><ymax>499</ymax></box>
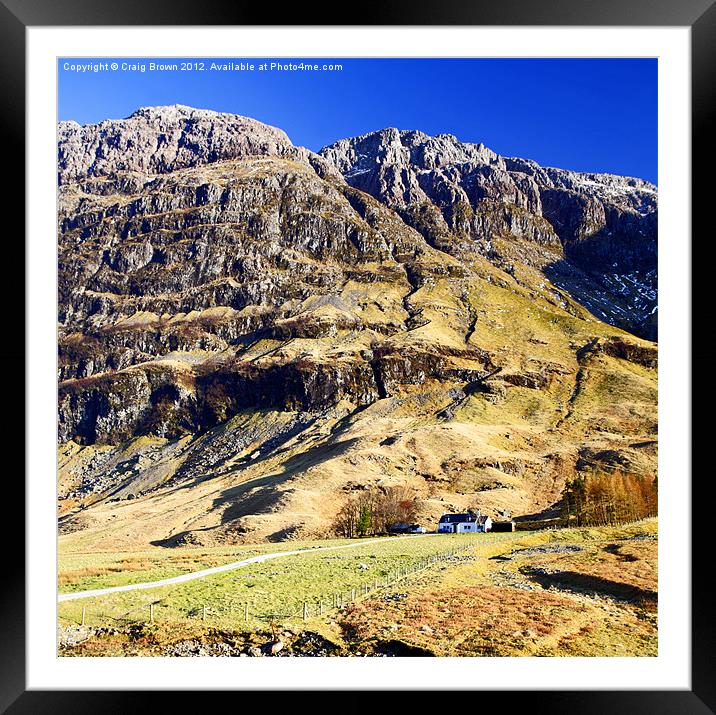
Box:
<box><xmin>439</xmin><ymin>513</ymin><xmax>477</xmax><ymax>524</ymax></box>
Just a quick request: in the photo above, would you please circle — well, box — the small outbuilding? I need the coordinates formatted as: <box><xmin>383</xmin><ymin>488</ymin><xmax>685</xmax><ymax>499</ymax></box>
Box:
<box><xmin>388</xmin><ymin>523</ymin><xmax>427</xmax><ymax>534</ymax></box>
<box><xmin>491</xmin><ymin>520</ymin><xmax>516</xmax><ymax>532</ymax></box>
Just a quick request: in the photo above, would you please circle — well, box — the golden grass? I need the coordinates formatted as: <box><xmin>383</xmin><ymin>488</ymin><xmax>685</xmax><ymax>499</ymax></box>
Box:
<box><xmin>338</xmin><ymin>520</ymin><xmax>657</xmax><ymax>657</ymax></box>
<box><xmin>58</xmin><ymin>521</ymin><xmax>657</xmax><ymax>657</ymax></box>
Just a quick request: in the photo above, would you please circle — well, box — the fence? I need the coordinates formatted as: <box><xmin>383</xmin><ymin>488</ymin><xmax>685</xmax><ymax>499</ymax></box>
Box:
<box><xmin>246</xmin><ymin>541</ymin><xmax>474</xmax><ymax>627</ymax></box>
<box><xmin>68</xmin><ymin>541</ymin><xmax>475</xmax><ymax>630</ymax></box>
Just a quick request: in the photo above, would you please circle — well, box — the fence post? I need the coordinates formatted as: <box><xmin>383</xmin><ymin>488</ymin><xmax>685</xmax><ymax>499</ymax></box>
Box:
<box><xmin>351</xmin><ymin>588</ymin><xmax>356</xmax><ymax>601</ymax></box>
<box><xmin>202</xmin><ymin>605</ymin><xmax>206</xmax><ymax>621</ymax></box>
<box><xmin>303</xmin><ymin>602</ymin><xmax>308</xmax><ymax>621</ymax></box>
<box><xmin>319</xmin><ymin>600</ymin><xmax>324</xmax><ymax>616</ymax></box>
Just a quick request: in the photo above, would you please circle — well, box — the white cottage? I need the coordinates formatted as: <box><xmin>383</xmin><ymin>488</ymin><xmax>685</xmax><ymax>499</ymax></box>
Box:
<box><xmin>437</xmin><ymin>511</ymin><xmax>492</xmax><ymax>534</ymax></box>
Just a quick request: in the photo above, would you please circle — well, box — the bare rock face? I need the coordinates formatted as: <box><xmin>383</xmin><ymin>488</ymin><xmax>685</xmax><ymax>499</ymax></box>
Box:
<box><xmin>322</xmin><ymin>128</ymin><xmax>503</xmax><ymax>173</ymax></box>
<box><xmin>57</xmin><ymin>113</ymin><xmax>475</xmax><ymax>444</ymax></box>
<box><xmin>321</xmin><ymin>128</ymin><xmax>555</xmax><ymax>251</ymax></box>
<box><xmin>57</xmin><ymin>104</ymin><xmax>340</xmax><ymax>185</ymax></box>
<box><xmin>320</xmin><ymin>129</ymin><xmax>657</xmax><ymax>339</ymax></box>
<box><xmin>58</xmin><ymin>105</ymin><xmax>287</xmax><ymax>183</ymax></box>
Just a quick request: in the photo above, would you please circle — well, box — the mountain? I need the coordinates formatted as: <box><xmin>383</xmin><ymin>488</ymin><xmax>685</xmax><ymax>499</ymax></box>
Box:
<box><xmin>58</xmin><ymin>104</ymin><xmax>341</xmax><ymax>184</ymax></box>
<box><xmin>57</xmin><ymin>106</ymin><xmax>657</xmax><ymax>549</ymax></box>
<box><xmin>320</xmin><ymin>128</ymin><xmax>657</xmax><ymax>340</ymax></box>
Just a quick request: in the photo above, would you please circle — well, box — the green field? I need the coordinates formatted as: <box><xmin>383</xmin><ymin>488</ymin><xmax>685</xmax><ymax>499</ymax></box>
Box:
<box><xmin>59</xmin><ymin>536</ymin><xmax>362</xmax><ymax>594</ymax></box>
<box><xmin>58</xmin><ymin>521</ymin><xmax>658</xmax><ymax>657</ymax></box>
<box><xmin>58</xmin><ymin>533</ymin><xmax>524</xmax><ymax>629</ymax></box>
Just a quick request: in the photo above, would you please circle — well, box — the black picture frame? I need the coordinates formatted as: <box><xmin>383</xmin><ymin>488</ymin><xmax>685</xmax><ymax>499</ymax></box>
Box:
<box><xmin>2</xmin><ymin>1</ymin><xmax>711</xmax><ymax>711</ymax></box>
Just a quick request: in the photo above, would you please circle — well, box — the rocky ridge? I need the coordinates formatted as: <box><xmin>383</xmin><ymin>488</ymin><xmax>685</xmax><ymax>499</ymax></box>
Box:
<box><xmin>321</xmin><ymin>128</ymin><xmax>657</xmax><ymax>339</ymax></box>
<box><xmin>57</xmin><ymin>107</ymin><xmax>658</xmax><ymax>547</ymax></box>
<box><xmin>58</xmin><ymin>104</ymin><xmax>339</xmax><ymax>185</ymax></box>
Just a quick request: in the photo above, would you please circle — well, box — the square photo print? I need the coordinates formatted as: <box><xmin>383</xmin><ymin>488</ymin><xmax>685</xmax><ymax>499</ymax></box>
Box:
<box><xmin>56</xmin><ymin>57</ymin><xmax>658</xmax><ymax>658</ymax></box>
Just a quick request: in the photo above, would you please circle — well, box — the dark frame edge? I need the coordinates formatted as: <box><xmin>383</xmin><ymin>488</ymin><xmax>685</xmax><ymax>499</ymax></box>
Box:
<box><xmin>691</xmin><ymin>3</ymin><xmax>716</xmax><ymax>713</ymax></box>
<box><xmin>4</xmin><ymin>0</ymin><xmax>715</xmax><ymax>711</ymax></box>
<box><xmin>0</xmin><ymin>1</ymin><xmax>26</xmax><ymax>713</ymax></box>
<box><xmin>1</xmin><ymin>0</ymin><xmax>716</xmax><ymax>26</ymax></box>
<box><xmin>2</xmin><ymin>690</ymin><xmax>716</xmax><ymax>714</ymax></box>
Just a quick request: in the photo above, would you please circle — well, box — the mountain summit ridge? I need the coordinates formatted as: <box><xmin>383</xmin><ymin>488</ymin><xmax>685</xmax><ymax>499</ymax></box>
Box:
<box><xmin>319</xmin><ymin>124</ymin><xmax>657</xmax><ymax>340</ymax></box>
<box><xmin>59</xmin><ymin>106</ymin><xmax>656</xmax><ymax>191</ymax></box>
<box><xmin>58</xmin><ymin>104</ymin><xmax>343</xmax><ymax>185</ymax></box>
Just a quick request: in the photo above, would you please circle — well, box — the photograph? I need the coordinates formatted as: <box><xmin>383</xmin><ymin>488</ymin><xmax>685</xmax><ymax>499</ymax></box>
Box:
<box><xmin>55</xmin><ymin>56</ymin><xmax>659</xmax><ymax>659</ymax></box>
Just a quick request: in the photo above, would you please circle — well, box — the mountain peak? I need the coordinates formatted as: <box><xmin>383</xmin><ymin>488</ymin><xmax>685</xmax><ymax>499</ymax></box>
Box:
<box><xmin>320</xmin><ymin>128</ymin><xmax>503</xmax><ymax>178</ymax></box>
<box><xmin>57</xmin><ymin>104</ymin><xmax>293</xmax><ymax>184</ymax></box>
<box><xmin>126</xmin><ymin>104</ymin><xmax>250</xmax><ymax>122</ymax></box>
<box><xmin>56</xmin><ymin>104</ymin><xmax>658</xmax><ymax>550</ymax></box>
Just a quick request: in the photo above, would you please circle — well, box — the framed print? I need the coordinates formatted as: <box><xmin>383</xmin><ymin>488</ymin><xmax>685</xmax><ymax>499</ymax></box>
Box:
<box><xmin>2</xmin><ymin>0</ymin><xmax>713</xmax><ymax>711</ymax></box>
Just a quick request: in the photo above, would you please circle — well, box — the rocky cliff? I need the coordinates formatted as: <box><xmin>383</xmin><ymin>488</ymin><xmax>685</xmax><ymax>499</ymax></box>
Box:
<box><xmin>57</xmin><ymin>107</ymin><xmax>658</xmax><ymax>548</ymax></box>
<box><xmin>321</xmin><ymin>128</ymin><xmax>657</xmax><ymax>340</ymax></box>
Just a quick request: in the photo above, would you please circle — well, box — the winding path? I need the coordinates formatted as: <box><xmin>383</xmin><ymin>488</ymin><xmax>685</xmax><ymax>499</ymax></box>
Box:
<box><xmin>58</xmin><ymin>533</ymin><xmax>438</xmax><ymax>602</ymax></box>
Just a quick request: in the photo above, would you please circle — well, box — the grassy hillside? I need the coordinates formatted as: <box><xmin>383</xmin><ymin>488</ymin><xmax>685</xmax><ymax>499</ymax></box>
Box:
<box><xmin>58</xmin><ymin>520</ymin><xmax>657</xmax><ymax>657</ymax></box>
<box><xmin>58</xmin><ymin>253</ymin><xmax>657</xmax><ymax>550</ymax></box>
<box><xmin>57</xmin><ymin>148</ymin><xmax>657</xmax><ymax>552</ymax></box>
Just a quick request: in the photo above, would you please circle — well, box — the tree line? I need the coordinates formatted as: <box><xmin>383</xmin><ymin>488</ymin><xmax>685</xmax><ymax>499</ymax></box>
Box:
<box><xmin>562</xmin><ymin>468</ymin><xmax>657</xmax><ymax>527</ymax></box>
<box><xmin>333</xmin><ymin>486</ymin><xmax>422</xmax><ymax>538</ymax></box>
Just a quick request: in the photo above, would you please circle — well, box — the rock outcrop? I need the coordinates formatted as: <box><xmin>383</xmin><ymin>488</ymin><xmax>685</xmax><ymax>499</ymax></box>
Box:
<box><xmin>58</xmin><ymin>104</ymin><xmax>340</xmax><ymax>185</ymax></box>
<box><xmin>321</xmin><ymin>129</ymin><xmax>658</xmax><ymax>339</ymax></box>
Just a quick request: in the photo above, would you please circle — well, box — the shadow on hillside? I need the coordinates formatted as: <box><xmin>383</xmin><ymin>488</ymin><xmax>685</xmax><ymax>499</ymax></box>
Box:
<box><xmin>150</xmin><ymin>436</ymin><xmax>360</xmax><ymax>546</ymax></box>
<box><xmin>212</xmin><ymin>436</ymin><xmax>361</xmax><ymax>525</ymax></box>
<box><xmin>150</xmin><ymin>525</ymin><xmax>217</xmax><ymax>548</ymax></box>
<box><xmin>514</xmin><ymin>499</ymin><xmax>564</xmax><ymax>526</ymax></box>
<box><xmin>163</xmin><ymin>414</ymin><xmax>323</xmax><ymax>494</ymax></box>
<box><xmin>542</xmin><ymin>257</ymin><xmax>657</xmax><ymax>341</ymax></box>
<box><xmin>521</xmin><ymin>566</ymin><xmax>657</xmax><ymax>607</ymax></box>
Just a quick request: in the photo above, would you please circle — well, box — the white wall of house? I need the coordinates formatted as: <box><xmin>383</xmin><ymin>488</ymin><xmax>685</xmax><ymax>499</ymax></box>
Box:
<box><xmin>456</xmin><ymin>522</ymin><xmax>477</xmax><ymax>533</ymax></box>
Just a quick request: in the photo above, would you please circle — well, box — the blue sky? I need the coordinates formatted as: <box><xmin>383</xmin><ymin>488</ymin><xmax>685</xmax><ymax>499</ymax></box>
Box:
<box><xmin>58</xmin><ymin>58</ymin><xmax>657</xmax><ymax>183</ymax></box>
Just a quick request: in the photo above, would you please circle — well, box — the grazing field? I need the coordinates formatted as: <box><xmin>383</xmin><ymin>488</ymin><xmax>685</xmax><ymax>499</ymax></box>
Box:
<box><xmin>59</xmin><ymin>536</ymin><xmax>362</xmax><ymax>594</ymax></box>
<box><xmin>58</xmin><ymin>533</ymin><xmax>521</xmax><ymax>626</ymax></box>
<box><xmin>58</xmin><ymin>520</ymin><xmax>657</xmax><ymax>657</ymax></box>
